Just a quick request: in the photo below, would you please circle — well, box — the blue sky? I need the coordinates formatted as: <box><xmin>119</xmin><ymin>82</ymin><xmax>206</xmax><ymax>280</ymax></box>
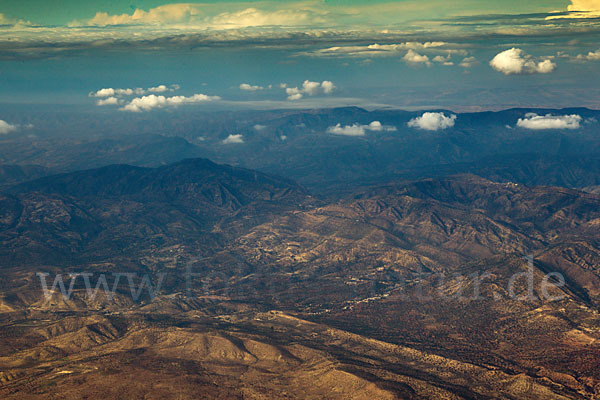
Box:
<box><xmin>1</xmin><ymin>1</ymin><xmax>600</xmax><ymax>111</ymax></box>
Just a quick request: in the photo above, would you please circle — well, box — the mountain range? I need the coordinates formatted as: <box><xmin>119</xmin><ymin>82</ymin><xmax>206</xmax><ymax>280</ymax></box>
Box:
<box><xmin>2</xmin><ymin>107</ymin><xmax>600</xmax><ymax>193</ymax></box>
<box><xmin>1</xmin><ymin>152</ymin><xmax>600</xmax><ymax>398</ymax></box>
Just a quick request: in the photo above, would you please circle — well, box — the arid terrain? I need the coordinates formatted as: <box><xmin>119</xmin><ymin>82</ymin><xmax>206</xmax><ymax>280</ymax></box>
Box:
<box><xmin>1</xmin><ymin>158</ymin><xmax>599</xmax><ymax>399</ymax></box>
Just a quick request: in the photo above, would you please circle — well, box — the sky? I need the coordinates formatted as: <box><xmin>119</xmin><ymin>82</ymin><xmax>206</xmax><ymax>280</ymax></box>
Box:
<box><xmin>1</xmin><ymin>0</ymin><xmax>600</xmax><ymax>111</ymax></box>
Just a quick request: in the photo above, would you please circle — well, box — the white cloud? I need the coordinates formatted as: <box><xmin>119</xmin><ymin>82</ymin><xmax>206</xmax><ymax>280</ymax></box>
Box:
<box><xmin>490</xmin><ymin>48</ymin><xmax>556</xmax><ymax>75</ymax></box>
<box><xmin>253</xmin><ymin>124</ymin><xmax>267</xmax><ymax>131</ymax></box>
<box><xmin>97</xmin><ymin>97</ymin><xmax>120</xmax><ymax>106</ymax></box>
<box><xmin>327</xmin><ymin>120</ymin><xmax>395</xmax><ymax>136</ymax></box>
<box><xmin>222</xmin><ymin>134</ymin><xmax>244</xmax><ymax>144</ymax></box>
<box><xmin>433</xmin><ymin>55</ymin><xmax>453</xmax><ymax>66</ymax></box>
<box><xmin>90</xmin><ymin>87</ymin><xmax>134</xmax><ymax>97</ymax></box>
<box><xmin>366</xmin><ymin>121</ymin><xmax>396</xmax><ymax>132</ymax></box>
<box><xmin>148</xmin><ymin>84</ymin><xmax>175</xmax><ymax>93</ymax></box>
<box><xmin>240</xmin><ymin>83</ymin><xmax>264</xmax><ymax>91</ymax></box>
<box><xmin>0</xmin><ymin>120</ymin><xmax>17</xmax><ymax>134</ymax></box>
<box><xmin>459</xmin><ymin>56</ymin><xmax>479</xmax><ymax>68</ymax></box>
<box><xmin>121</xmin><ymin>95</ymin><xmax>165</xmax><ymax>112</ymax></box>
<box><xmin>90</xmin><ymin>88</ymin><xmax>116</xmax><ymax>97</ymax></box>
<box><xmin>327</xmin><ymin>123</ymin><xmax>366</xmax><ymax>136</ymax></box>
<box><xmin>408</xmin><ymin>112</ymin><xmax>456</xmax><ymax>131</ymax></box>
<box><xmin>403</xmin><ymin>50</ymin><xmax>431</xmax><ymax>66</ymax></box>
<box><xmin>91</xmin><ymin>84</ymin><xmax>177</xmax><ymax>98</ymax></box>
<box><xmin>321</xmin><ymin>80</ymin><xmax>336</xmax><ymax>94</ymax></box>
<box><xmin>284</xmin><ymin>80</ymin><xmax>335</xmax><ymax>100</ymax></box>
<box><xmin>576</xmin><ymin>49</ymin><xmax>600</xmax><ymax>61</ymax></box>
<box><xmin>120</xmin><ymin>93</ymin><xmax>220</xmax><ymax>112</ymax></box>
<box><xmin>516</xmin><ymin>113</ymin><xmax>582</xmax><ymax>130</ymax></box>
<box><xmin>302</xmin><ymin>80</ymin><xmax>321</xmax><ymax>96</ymax></box>
<box><xmin>116</xmin><ymin>88</ymin><xmax>135</xmax><ymax>96</ymax></box>
<box><xmin>286</xmin><ymin>87</ymin><xmax>303</xmax><ymax>100</ymax></box>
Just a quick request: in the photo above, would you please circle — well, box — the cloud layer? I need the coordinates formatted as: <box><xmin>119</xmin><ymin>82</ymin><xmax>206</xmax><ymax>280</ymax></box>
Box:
<box><xmin>408</xmin><ymin>112</ymin><xmax>457</xmax><ymax>130</ymax></box>
<box><xmin>516</xmin><ymin>113</ymin><xmax>582</xmax><ymax>129</ymax></box>
<box><xmin>307</xmin><ymin>42</ymin><xmax>451</xmax><ymax>58</ymax></box>
<box><xmin>490</xmin><ymin>48</ymin><xmax>556</xmax><ymax>75</ymax></box>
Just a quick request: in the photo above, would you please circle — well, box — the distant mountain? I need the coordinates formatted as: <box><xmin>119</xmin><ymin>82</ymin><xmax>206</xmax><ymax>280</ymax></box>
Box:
<box><xmin>0</xmin><ymin>134</ymin><xmax>208</xmax><ymax>172</ymax></box>
<box><xmin>2</xmin><ymin>108</ymin><xmax>600</xmax><ymax>193</ymax></box>
<box><xmin>179</xmin><ymin>107</ymin><xmax>600</xmax><ymax>191</ymax></box>
<box><xmin>12</xmin><ymin>158</ymin><xmax>305</xmax><ymax>205</ymax></box>
<box><xmin>0</xmin><ymin>164</ymin><xmax>52</xmax><ymax>188</ymax></box>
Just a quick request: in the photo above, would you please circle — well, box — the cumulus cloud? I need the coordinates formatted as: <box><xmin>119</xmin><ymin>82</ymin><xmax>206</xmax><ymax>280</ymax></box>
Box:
<box><xmin>0</xmin><ymin>120</ymin><xmax>18</xmax><ymax>134</ymax></box>
<box><xmin>90</xmin><ymin>88</ymin><xmax>116</xmax><ymax>98</ymax></box>
<box><xmin>148</xmin><ymin>84</ymin><xmax>178</xmax><ymax>93</ymax></box>
<box><xmin>576</xmin><ymin>49</ymin><xmax>600</xmax><ymax>61</ymax></box>
<box><xmin>369</xmin><ymin>121</ymin><xmax>396</xmax><ymax>132</ymax></box>
<box><xmin>96</xmin><ymin>97</ymin><xmax>120</xmax><ymax>106</ymax></box>
<box><xmin>321</xmin><ymin>81</ymin><xmax>335</xmax><ymax>94</ymax></box>
<box><xmin>301</xmin><ymin>80</ymin><xmax>321</xmax><ymax>96</ymax></box>
<box><xmin>90</xmin><ymin>87</ymin><xmax>136</xmax><ymax>97</ymax></box>
<box><xmin>240</xmin><ymin>83</ymin><xmax>264</xmax><ymax>91</ymax></box>
<box><xmin>253</xmin><ymin>124</ymin><xmax>267</xmax><ymax>131</ymax></box>
<box><xmin>284</xmin><ymin>80</ymin><xmax>335</xmax><ymax>100</ymax></box>
<box><xmin>490</xmin><ymin>48</ymin><xmax>556</xmax><ymax>75</ymax></box>
<box><xmin>459</xmin><ymin>56</ymin><xmax>479</xmax><ymax>68</ymax></box>
<box><xmin>433</xmin><ymin>55</ymin><xmax>453</xmax><ymax>66</ymax></box>
<box><xmin>327</xmin><ymin>120</ymin><xmax>396</xmax><ymax>136</ymax></box>
<box><xmin>516</xmin><ymin>113</ymin><xmax>582</xmax><ymax>130</ymax></box>
<box><xmin>327</xmin><ymin>123</ymin><xmax>366</xmax><ymax>136</ymax></box>
<box><xmin>285</xmin><ymin>87</ymin><xmax>303</xmax><ymax>101</ymax></box>
<box><xmin>90</xmin><ymin>84</ymin><xmax>178</xmax><ymax>98</ymax></box>
<box><xmin>120</xmin><ymin>93</ymin><xmax>220</xmax><ymax>112</ymax></box>
<box><xmin>408</xmin><ymin>112</ymin><xmax>456</xmax><ymax>131</ymax></box>
<box><xmin>403</xmin><ymin>50</ymin><xmax>431</xmax><ymax>66</ymax></box>
<box><xmin>222</xmin><ymin>134</ymin><xmax>244</xmax><ymax>144</ymax></box>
